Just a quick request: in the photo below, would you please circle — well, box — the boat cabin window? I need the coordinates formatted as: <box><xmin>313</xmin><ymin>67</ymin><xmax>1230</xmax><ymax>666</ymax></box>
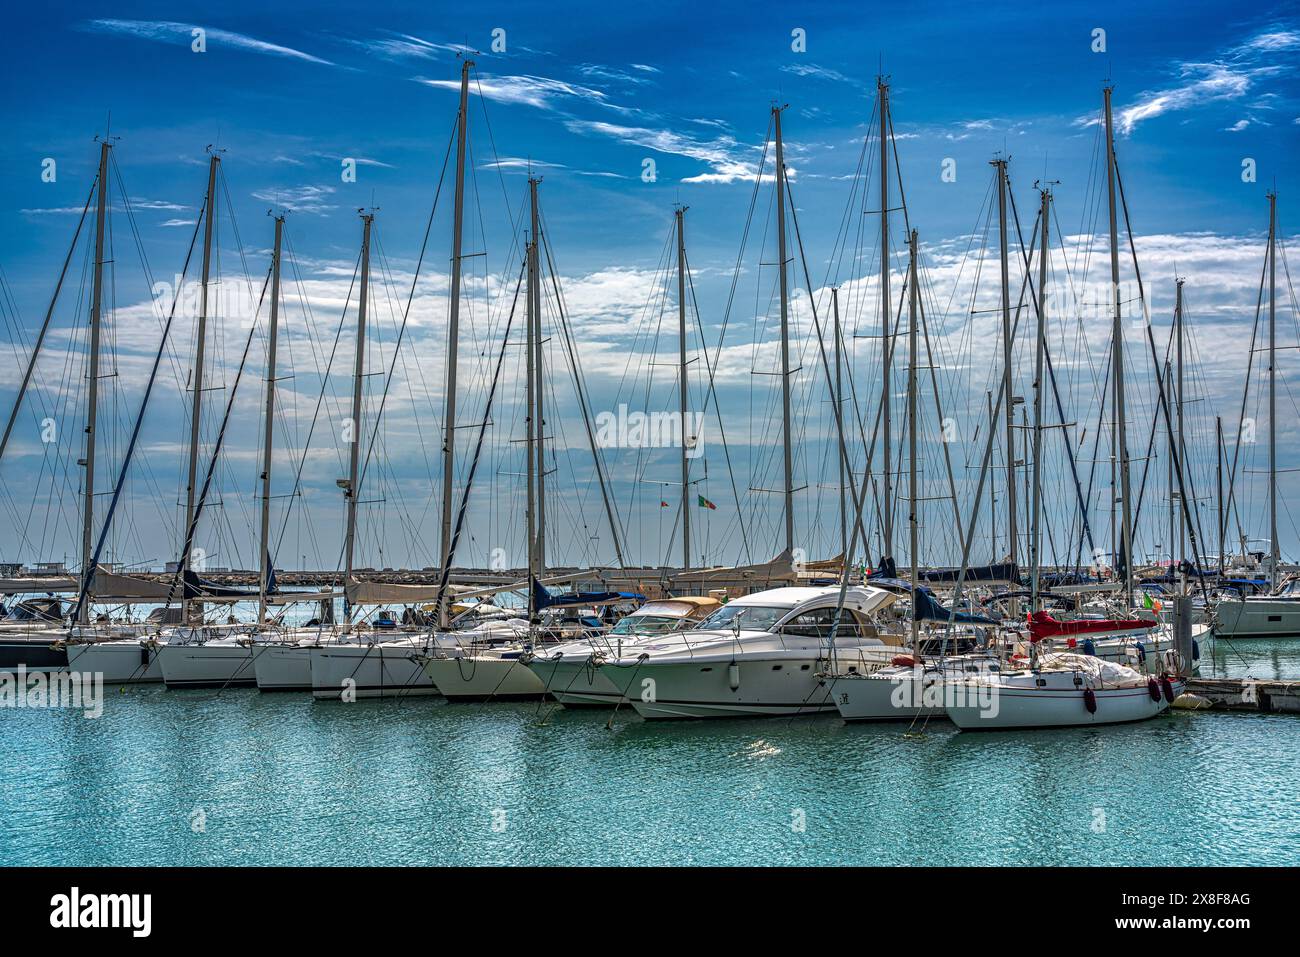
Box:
<box><xmin>610</xmin><ymin>614</ymin><xmax>679</xmax><ymax>636</ymax></box>
<box><xmin>781</xmin><ymin>607</ymin><xmax>870</xmax><ymax>638</ymax></box>
<box><xmin>696</xmin><ymin>604</ymin><xmax>788</xmax><ymax>632</ymax></box>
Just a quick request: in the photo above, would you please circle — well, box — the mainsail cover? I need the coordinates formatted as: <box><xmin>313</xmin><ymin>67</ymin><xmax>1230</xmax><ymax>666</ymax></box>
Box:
<box><xmin>532</xmin><ymin>578</ymin><xmax>644</xmax><ymax>610</ymax></box>
<box><xmin>921</xmin><ymin>562</ymin><xmax>1021</xmax><ymax>585</ymax></box>
<box><xmin>913</xmin><ymin>587</ymin><xmax>998</xmax><ymax>625</ymax></box>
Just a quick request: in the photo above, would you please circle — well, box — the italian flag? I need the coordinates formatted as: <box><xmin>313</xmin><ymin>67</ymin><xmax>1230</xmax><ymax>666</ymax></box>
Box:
<box><xmin>698</xmin><ymin>495</ymin><xmax>717</xmax><ymax>510</ymax></box>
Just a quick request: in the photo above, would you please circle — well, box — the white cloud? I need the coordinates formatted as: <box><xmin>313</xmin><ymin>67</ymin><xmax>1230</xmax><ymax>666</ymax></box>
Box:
<box><xmin>780</xmin><ymin>63</ymin><xmax>852</xmax><ymax>83</ymax></box>
<box><xmin>417</xmin><ymin>73</ymin><xmax>608</xmax><ymax>110</ymax></box>
<box><xmin>84</xmin><ymin>19</ymin><xmax>333</xmax><ymax>65</ymax></box>
<box><xmin>564</xmin><ymin>119</ymin><xmax>771</xmax><ymax>185</ymax></box>
<box><xmin>250</xmin><ymin>184</ymin><xmax>338</xmax><ymax>214</ymax></box>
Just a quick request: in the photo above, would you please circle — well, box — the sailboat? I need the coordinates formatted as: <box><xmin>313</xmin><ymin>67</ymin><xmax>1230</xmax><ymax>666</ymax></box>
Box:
<box><xmin>1213</xmin><ymin>193</ymin><xmax>1300</xmax><ymax>638</ymax></box>
<box><xmin>943</xmin><ymin>89</ymin><xmax>1191</xmax><ymax>729</ymax></box>
<box><xmin>422</xmin><ymin>173</ymin><xmax>552</xmax><ymax>703</ymax></box>
<box><xmin>308</xmin><ymin>59</ymin><xmax>486</xmax><ymax>699</ymax></box>
<box><xmin>828</xmin><ymin>228</ymin><xmax>1004</xmax><ymax>721</ymax></box>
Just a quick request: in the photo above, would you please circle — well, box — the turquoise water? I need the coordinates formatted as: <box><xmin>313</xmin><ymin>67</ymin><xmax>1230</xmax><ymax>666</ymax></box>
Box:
<box><xmin>2</xmin><ymin>639</ymin><xmax>1298</xmax><ymax>866</ymax></box>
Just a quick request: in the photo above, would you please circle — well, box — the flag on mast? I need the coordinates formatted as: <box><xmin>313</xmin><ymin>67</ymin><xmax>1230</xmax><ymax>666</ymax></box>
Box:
<box><xmin>698</xmin><ymin>494</ymin><xmax>717</xmax><ymax>510</ymax></box>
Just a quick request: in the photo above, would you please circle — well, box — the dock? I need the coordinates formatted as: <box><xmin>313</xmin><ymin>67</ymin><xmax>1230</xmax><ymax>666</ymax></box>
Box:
<box><xmin>1180</xmin><ymin>677</ymin><xmax>1300</xmax><ymax>715</ymax></box>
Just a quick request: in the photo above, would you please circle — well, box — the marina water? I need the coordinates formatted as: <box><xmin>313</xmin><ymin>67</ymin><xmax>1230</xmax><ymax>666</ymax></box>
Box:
<box><xmin>2</xmin><ymin>638</ymin><xmax>1297</xmax><ymax>866</ymax></box>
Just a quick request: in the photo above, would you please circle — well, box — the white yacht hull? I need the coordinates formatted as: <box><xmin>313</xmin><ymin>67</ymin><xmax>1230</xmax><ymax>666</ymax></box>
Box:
<box><xmin>252</xmin><ymin>642</ymin><xmax>313</xmax><ymax>691</ymax></box>
<box><xmin>944</xmin><ymin>677</ymin><xmax>1184</xmax><ymax>730</ymax></box>
<box><xmin>827</xmin><ymin>669</ymin><xmax>942</xmax><ymax>722</ymax></box>
<box><xmin>158</xmin><ymin>641</ymin><xmax>257</xmax><ymax>689</ymax></box>
<box><xmin>604</xmin><ymin>655</ymin><xmax>842</xmax><ymax>720</ymax></box>
<box><xmin>424</xmin><ymin>654</ymin><xmax>548</xmax><ymax>701</ymax></box>
<box><xmin>66</xmin><ymin>639</ymin><xmax>161</xmax><ymax>684</ymax></box>
<box><xmin>1213</xmin><ymin>598</ymin><xmax>1300</xmax><ymax>638</ymax></box>
<box><xmin>524</xmin><ymin>652</ymin><xmax>623</xmax><ymax>706</ymax></box>
<box><xmin>309</xmin><ymin>641</ymin><xmax>436</xmax><ymax>699</ymax></box>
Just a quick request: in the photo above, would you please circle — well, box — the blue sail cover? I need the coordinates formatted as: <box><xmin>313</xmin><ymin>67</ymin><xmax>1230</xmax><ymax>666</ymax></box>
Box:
<box><xmin>532</xmin><ymin>578</ymin><xmax>644</xmax><ymax>610</ymax></box>
<box><xmin>913</xmin><ymin>587</ymin><xmax>999</xmax><ymax>625</ymax></box>
<box><xmin>920</xmin><ymin>562</ymin><xmax>1020</xmax><ymax>585</ymax></box>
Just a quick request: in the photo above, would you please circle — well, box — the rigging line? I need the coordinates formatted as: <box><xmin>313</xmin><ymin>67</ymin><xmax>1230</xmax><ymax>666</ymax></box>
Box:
<box><xmin>0</xmin><ymin>177</ymin><xmax>96</xmax><ymax>466</ymax></box>
<box><xmin>432</xmin><ymin>261</ymin><xmax>527</xmax><ymax>622</ymax></box>
<box><xmin>1112</xmin><ymin>152</ymin><xmax>1211</xmax><ymax>604</ymax></box>
<box><xmin>70</xmin><ymin>208</ymin><xmax>207</xmax><ymax>621</ymax></box>
<box><xmin>683</xmin><ymin>246</ymin><xmax>754</xmax><ymax>564</ymax></box>
<box><xmin>1224</xmin><ymin>243</ymin><xmax>1271</xmax><ymax>540</ymax></box>
<box><xmin>353</xmin><ymin>118</ymin><xmax>456</xmax><ymax>519</ymax></box>
<box><xmin>538</xmin><ymin>209</ymin><xmax>628</xmax><ymax>568</ymax></box>
<box><xmin>782</xmin><ymin>165</ymin><xmax>875</xmax><ymax>578</ymax></box>
<box><xmin>159</xmin><ymin>267</ymin><xmax>272</xmax><ymax>611</ymax></box>
<box><xmin>1008</xmin><ymin>186</ymin><xmax>1097</xmax><ymax>556</ymax></box>
<box><xmin>273</xmin><ymin>252</ymin><xmax>360</xmax><ymax>570</ymax></box>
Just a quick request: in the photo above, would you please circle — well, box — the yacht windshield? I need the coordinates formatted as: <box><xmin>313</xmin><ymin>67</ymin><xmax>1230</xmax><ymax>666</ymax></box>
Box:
<box><xmin>695</xmin><ymin>604</ymin><xmax>788</xmax><ymax>632</ymax></box>
<box><xmin>610</xmin><ymin>614</ymin><xmax>679</xmax><ymax>636</ymax></box>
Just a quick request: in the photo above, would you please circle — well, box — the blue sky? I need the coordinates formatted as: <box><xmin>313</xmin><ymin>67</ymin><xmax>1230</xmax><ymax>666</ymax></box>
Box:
<box><xmin>0</xmin><ymin>2</ymin><xmax>1297</xmax><ymax>576</ymax></box>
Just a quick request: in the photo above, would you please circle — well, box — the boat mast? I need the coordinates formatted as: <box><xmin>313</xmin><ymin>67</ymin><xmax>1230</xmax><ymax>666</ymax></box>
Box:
<box><xmin>878</xmin><ymin>77</ymin><xmax>893</xmax><ymax>562</ymax></box>
<box><xmin>531</xmin><ymin>177</ymin><xmax>547</xmax><ymax>574</ymax></box>
<box><xmin>907</xmin><ymin>229</ymin><xmax>919</xmax><ymax>654</ymax></box>
<box><xmin>182</xmin><ymin>153</ymin><xmax>220</xmax><ymax>624</ymax></box>
<box><xmin>993</xmin><ymin>158</ymin><xmax>1018</xmax><ymax>577</ymax></box>
<box><xmin>341</xmin><ymin>212</ymin><xmax>373</xmax><ymax>635</ymax></box>
<box><xmin>257</xmin><ymin>214</ymin><xmax>284</xmax><ymax>627</ymax></box>
<box><xmin>1103</xmin><ymin>87</ymin><xmax>1134</xmax><ymax>608</ymax></box>
<box><xmin>1175</xmin><ymin>278</ymin><xmax>1185</xmax><ymax>589</ymax></box>
<box><xmin>675</xmin><ymin>205</ymin><xmax>691</xmax><ymax>571</ymax></box>
<box><xmin>772</xmin><ymin>104</ymin><xmax>795</xmax><ymax>557</ymax></box>
<box><xmin>525</xmin><ymin>176</ymin><xmax>540</xmax><ymax>621</ymax></box>
<box><xmin>1216</xmin><ymin>415</ymin><xmax>1225</xmax><ymax>576</ymax></box>
<box><xmin>1268</xmin><ymin>191</ymin><xmax>1278</xmax><ymax>591</ymax></box>
<box><xmin>1165</xmin><ymin>357</ymin><xmax>1175</xmax><ymax>576</ymax></box>
<box><xmin>439</xmin><ymin>58</ymin><xmax>473</xmax><ymax>620</ymax></box>
<box><xmin>1030</xmin><ymin>187</ymin><xmax>1050</xmax><ymax>611</ymax></box>
<box><xmin>78</xmin><ymin>140</ymin><xmax>111</xmax><ymax>625</ymax></box>
<box><xmin>833</xmin><ymin>287</ymin><xmax>848</xmax><ymax>565</ymax></box>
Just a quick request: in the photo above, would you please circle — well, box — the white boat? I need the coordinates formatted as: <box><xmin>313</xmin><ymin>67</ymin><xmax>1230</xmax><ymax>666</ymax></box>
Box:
<box><xmin>156</xmin><ymin>626</ymin><xmax>260</xmax><ymax>689</ymax></box>
<box><xmin>309</xmin><ymin>632</ymin><xmax>439</xmax><ymax>699</ymax></box>
<box><xmin>523</xmin><ymin>596</ymin><xmax>721</xmax><ymax>706</ymax></box>
<box><xmin>943</xmin><ymin>652</ymin><xmax>1185</xmax><ymax>730</ymax></box>
<box><xmin>1212</xmin><ymin>580</ymin><xmax>1300</xmax><ymax>638</ymax></box>
<box><xmin>423</xmin><ymin>644</ymin><xmax>548</xmax><ymax>701</ymax></box>
<box><xmin>827</xmin><ymin>653</ymin><xmax>1004</xmax><ymax>722</ymax></box>
<box><xmin>600</xmin><ymin>586</ymin><xmax>904</xmax><ymax>720</ymax></box>
<box><xmin>61</xmin><ymin>607</ymin><xmax>183</xmax><ymax>683</ymax></box>
<box><xmin>418</xmin><ymin>615</ymin><xmax>549</xmax><ymax>701</ymax></box>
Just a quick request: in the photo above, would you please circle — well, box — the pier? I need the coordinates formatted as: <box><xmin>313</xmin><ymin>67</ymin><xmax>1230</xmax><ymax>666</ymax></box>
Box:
<box><xmin>1180</xmin><ymin>677</ymin><xmax>1300</xmax><ymax>715</ymax></box>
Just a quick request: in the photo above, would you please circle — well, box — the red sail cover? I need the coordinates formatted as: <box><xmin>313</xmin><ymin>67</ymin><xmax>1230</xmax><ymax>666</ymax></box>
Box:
<box><xmin>1027</xmin><ymin>610</ymin><xmax>1154</xmax><ymax>643</ymax></box>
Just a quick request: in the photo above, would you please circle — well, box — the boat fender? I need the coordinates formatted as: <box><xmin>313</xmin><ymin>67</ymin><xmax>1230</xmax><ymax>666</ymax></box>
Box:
<box><xmin>1161</xmin><ymin>675</ymin><xmax>1176</xmax><ymax>704</ymax></box>
<box><xmin>727</xmin><ymin>662</ymin><xmax>740</xmax><ymax>691</ymax></box>
<box><xmin>891</xmin><ymin>654</ymin><xmax>916</xmax><ymax>667</ymax></box>
<box><xmin>1081</xmin><ymin>638</ymin><xmax>1096</xmax><ymax>657</ymax></box>
<box><xmin>1083</xmin><ymin>688</ymin><xmax>1097</xmax><ymax>714</ymax></box>
<box><xmin>1135</xmin><ymin>641</ymin><xmax>1147</xmax><ymax>662</ymax></box>
<box><xmin>141</xmin><ymin>645</ymin><xmax>151</xmax><ymax>669</ymax></box>
<box><xmin>1147</xmin><ymin>677</ymin><xmax>1161</xmax><ymax>702</ymax></box>
<box><xmin>1192</xmin><ymin>638</ymin><xmax>1200</xmax><ymax>661</ymax></box>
